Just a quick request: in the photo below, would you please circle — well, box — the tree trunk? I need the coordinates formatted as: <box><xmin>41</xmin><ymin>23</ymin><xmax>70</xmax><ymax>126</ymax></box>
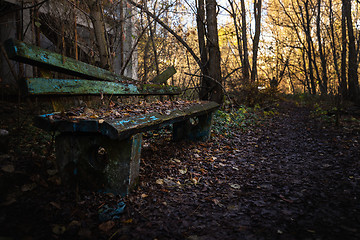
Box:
<box><xmin>73</xmin><ymin>0</ymin><xmax>78</xmax><ymax>60</ymax></box>
<box><xmin>197</xmin><ymin>0</ymin><xmax>210</xmax><ymax>100</ymax></box>
<box><xmin>302</xmin><ymin>0</ymin><xmax>316</xmax><ymax>94</ymax></box>
<box><xmin>240</xmin><ymin>0</ymin><xmax>250</xmax><ymax>82</ymax></box>
<box><xmin>316</xmin><ymin>0</ymin><xmax>328</xmax><ymax>95</ymax></box>
<box><xmin>329</xmin><ymin>0</ymin><xmax>341</xmax><ymax>89</ymax></box>
<box><xmin>302</xmin><ymin>47</ymin><xmax>311</xmax><ymax>94</ymax></box>
<box><xmin>146</xmin><ymin>1</ymin><xmax>159</xmax><ymax>75</ymax></box>
<box><xmin>205</xmin><ymin>0</ymin><xmax>223</xmax><ymax>104</ymax></box>
<box><xmin>344</xmin><ymin>0</ymin><xmax>360</xmax><ymax>102</ymax></box>
<box><xmin>87</xmin><ymin>0</ymin><xmax>110</xmax><ymax>70</ymax></box>
<box><xmin>250</xmin><ymin>0</ymin><xmax>262</xmax><ymax>82</ymax></box>
<box><xmin>228</xmin><ymin>0</ymin><xmax>243</xmax><ymax>72</ymax></box>
<box><xmin>340</xmin><ymin>0</ymin><xmax>348</xmax><ymax>97</ymax></box>
<box><xmin>143</xmin><ymin>37</ymin><xmax>150</xmax><ymax>81</ymax></box>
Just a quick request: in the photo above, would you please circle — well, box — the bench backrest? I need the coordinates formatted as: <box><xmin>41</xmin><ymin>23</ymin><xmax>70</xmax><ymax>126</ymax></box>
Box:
<box><xmin>4</xmin><ymin>38</ymin><xmax>180</xmax><ymax>96</ymax></box>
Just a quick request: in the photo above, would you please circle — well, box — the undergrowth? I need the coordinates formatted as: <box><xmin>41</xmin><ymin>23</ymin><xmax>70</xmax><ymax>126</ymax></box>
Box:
<box><xmin>212</xmin><ymin>106</ymin><xmax>259</xmax><ymax>137</ymax></box>
<box><xmin>287</xmin><ymin>93</ymin><xmax>360</xmax><ymax>129</ymax></box>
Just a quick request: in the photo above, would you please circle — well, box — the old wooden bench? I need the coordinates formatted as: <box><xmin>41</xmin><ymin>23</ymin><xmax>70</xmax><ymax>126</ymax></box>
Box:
<box><xmin>4</xmin><ymin>38</ymin><xmax>219</xmax><ymax>196</ymax></box>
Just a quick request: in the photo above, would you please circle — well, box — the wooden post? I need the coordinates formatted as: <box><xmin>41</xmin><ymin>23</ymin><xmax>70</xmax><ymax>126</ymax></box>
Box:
<box><xmin>173</xmin><ymin>112</ymin><xmax>214</xmax><ymax>142</ymax></box>
<box><xmin>55</xmin><ymin>133</ymin><xmax>142</xmax><ymax>195</ymax></box>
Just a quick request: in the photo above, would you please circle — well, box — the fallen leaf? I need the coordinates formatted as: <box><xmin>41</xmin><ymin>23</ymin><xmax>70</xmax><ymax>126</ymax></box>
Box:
<box><xmin>1</xmin><ymin>164</ymin><xmax>15</xmax><ymax>173</ymax></box>
<box><xmin>1</xmin><ymin>196</ymin><xmax>16</xmax><ymax>206</ymax></box>
<box><xmin>21</xmin><ymin>183</ymin><xmax>37</xmax><ymax>192</ymax></box>
<box><xmin>229</xmin><ymin>183</ymin><xmax>241</xmax><ymax>189</ymax></box>
<box><xmin>50</xmin><ymin>201</ymin><xmax>61</xmax><ymax>209</ymax></box>
<box><xmin>191</xmin><ymin>177</ymin><xmax>201</xmax><ymax>185</ymax></box>
<box><xmin>99</xmin><ymin>221</ymin><xmax>115</xmax><ymax>232</ymax></box>
<box><xmin>227</xmin><ymin>205</ymin><xmax>239</xmax><ymax>211</ymax></box>
<box><xmin>122</xmin><ymin>219</ymin><xmax>133</xmax><ymax>224</ymax></box>
<box><xmin>279</xmin><ymin>194</ymin><xmax>294</xmax><ymax>203</ymax></box>
<box><xmin>52</xmin><ymin>224</ymin><xmax>66</xmax><ymax>235</ymax></box>
<box><xmin>212</xmin><ymin>199</ymin><xmax>224</xmax><ymax>207</ymax></box>
<box><xmin>48</xmin><ymin>176</ymin><xmax>62</xmax><ymax>185</ymax></box>
<box><xmin>141</xmin><ymin>193</ymin><xmax>148</xmax><ymax>198</ymax></box>
<box><xmin>172</xmin><ymin>158</ymin><xmax>181</xmax><ymax>163</ymax></box>
<box><xmin>47</xmin><ymin>169</ymin><xmax>58</xmax><ymax>176</ymax></box>
<box><xmin>78</xmin><ymin>228</ymin><xmax>92</xmax><ymax>238</ymax></box>
<box><xmin>68</xmin><ymin>220</ymin><xmax>81</xmax><ymax>228</ymax></box>
<box><xmin>179</xmin><ymin>168</ymin><xmax>187</xmax><ymax>174</ymax></box>
<box><xmin>156</xmin><ymin>179</ymin><xmax>164</xmax><ymax>185</ymax></box>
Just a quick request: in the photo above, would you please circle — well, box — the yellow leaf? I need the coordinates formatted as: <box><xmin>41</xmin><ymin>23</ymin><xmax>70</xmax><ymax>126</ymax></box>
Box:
<box><xmin>122</xmin><ymin>219</ymin><xmax>133</xmax><ymax>224</ymax></box>
<box><xmin>229</xmin><ymin>183</ymin><xmax>241</xmax><ymax>189</ymax></box>
<box><xmin>156</xmin><ymin>179</ymin><xmax>164</xmax><ymax>185</ymax></box>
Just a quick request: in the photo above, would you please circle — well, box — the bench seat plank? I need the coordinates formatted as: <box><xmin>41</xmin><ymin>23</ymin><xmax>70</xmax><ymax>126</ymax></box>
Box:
<box><xmin>4</xmin><ymin>38</ymin><xmax>133</xmax><ymax>83</ymax></box>
<box><xmin>25</xmin><ymin>78</ymin><xmax>181</xmax><ymax>95</ymax></box>
<box><xmin>35</xmin><ymin>101</ymin><xmax>219</xmax><ymax>140</ymax></box>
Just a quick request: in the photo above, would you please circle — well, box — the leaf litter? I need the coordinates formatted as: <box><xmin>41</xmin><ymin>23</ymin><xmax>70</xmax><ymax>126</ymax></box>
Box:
<box><xmin>0</xmin><ymin>100</ymin><xmax>359</xmax><ymax>239</ymax></box>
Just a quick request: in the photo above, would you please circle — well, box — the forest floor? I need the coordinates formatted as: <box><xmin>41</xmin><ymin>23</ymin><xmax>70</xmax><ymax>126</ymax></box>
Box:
<box><xmin>0</xmin><ymin>97</ymin><xmax>360</xmax><ymax>240</ymax></box>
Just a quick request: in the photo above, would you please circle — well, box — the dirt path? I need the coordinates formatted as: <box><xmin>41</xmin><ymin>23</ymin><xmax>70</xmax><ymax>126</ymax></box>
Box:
<box><xmin>126</xmin><ymin>101</ymin><xmax>360</xmax><ymax>240</ymax></box>
<box><xmin>1</xmin><ymin>101</ymin><xmax>359</xmax><ymax>239</ymax></box>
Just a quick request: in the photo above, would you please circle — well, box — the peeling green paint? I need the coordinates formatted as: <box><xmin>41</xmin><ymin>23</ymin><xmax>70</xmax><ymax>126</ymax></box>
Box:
<box><xmin>4</xmin><ymin>38</ymin><xmax>133</xmax><ymax>82</ymax></box>
<box><xmin>25</xmin><ymin>78</ymin><xmax>181</xmax><ymax>96</ymax></box>
<box><xmin>35</xmin><ymin>102</ymin><xmax>220</xmax><ymax>141</ymax></box>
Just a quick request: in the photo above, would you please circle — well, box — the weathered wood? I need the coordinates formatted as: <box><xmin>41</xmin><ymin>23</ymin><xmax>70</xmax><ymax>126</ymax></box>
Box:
<box><xmin>35</xmin><ymin>101</ymin><xmax>220</xmax><ymax>140</ymax></box>
<box><xmin>25</xmin><ymin>78</ymin><xmax>181</xmax><ymax>95</ymax></box>
<box><xmin>150</xmin><ymin>66</ymin><xmax>176</xmax><ymax>84</ymax></box>
<box><xmin>4</xmin><ymin>38</ymin><xmax>133</xmax><ymax>83</ymax></box>
<box><xmin>56</xmin><ymin>133</ymin><xmax>142</xmax><ymax>195</ymax></box>
<box><xmin>5</xmin><ymin>38</ymin><xmax>220</xmax><ymax>196</ymax></box>
<box><xmin>173</xmin><ymin>112</ymin><xmax>214</xmax><ymax>141</ymax></box>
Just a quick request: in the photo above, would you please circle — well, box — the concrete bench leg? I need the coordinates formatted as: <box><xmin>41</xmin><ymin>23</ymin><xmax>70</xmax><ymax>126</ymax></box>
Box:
<box><xmin>55</xmin><ymin>133</ymin><xmax>142</xmax><ymax>196</ymax></box>
<box><xmin>173</xmin><ymin>112</ymin><xmax>214</xmax><ymax>141</ymax></box>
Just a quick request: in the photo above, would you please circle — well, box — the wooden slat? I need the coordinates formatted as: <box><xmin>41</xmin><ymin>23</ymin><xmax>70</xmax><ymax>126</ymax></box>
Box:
<box><xmin>25</xmin><ymin>78</ymin><xmax>181</xmax><ymax>95</ymax></box>
<box><xmin>34</xmin><ymin>102</ymin><xmax>220</xmax><ymax>140</ymax></box>
<box><xmin>4</xmin><ymin>38</ymin><xmax>133</xmax><ymax>82</ymax></box>
<box><xmin>106</xmin><ymin>101</ymin><xmax>219</xmax><ymax>140</ymax></box>
<box><xmin>150</xmin><ymin>66</ymin><xmax>177</xmax><ymax>84</ymax></box>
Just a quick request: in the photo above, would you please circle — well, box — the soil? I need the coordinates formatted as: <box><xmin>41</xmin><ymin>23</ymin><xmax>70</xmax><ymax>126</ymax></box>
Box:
<box><xmin>0</xmin><ymin>100</ymin><xmax>359</xmax><ymax>240</ymax></box>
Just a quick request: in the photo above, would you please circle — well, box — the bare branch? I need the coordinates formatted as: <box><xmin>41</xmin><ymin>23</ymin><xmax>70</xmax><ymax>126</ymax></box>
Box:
<box><xmin>126</xmin><ymin>0</ymin><xmax>201</xmax><ymax>68</ymax></box>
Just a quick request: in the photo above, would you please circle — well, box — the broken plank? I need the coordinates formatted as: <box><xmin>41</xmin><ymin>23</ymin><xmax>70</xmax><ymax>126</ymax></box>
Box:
<box><xmin>150</xmin><ymin>66</ymin><xmax>177</xmax><ymax>84</ymax></box>
<box><xmin>24</xmin><ymin>78</ymin><xmax>181</xmax><ymax>95</ymax></box>
<box><xmin>4</xmin><ymin>38</ymin><xmax>133</xmax><ymax>83</ymax></box>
